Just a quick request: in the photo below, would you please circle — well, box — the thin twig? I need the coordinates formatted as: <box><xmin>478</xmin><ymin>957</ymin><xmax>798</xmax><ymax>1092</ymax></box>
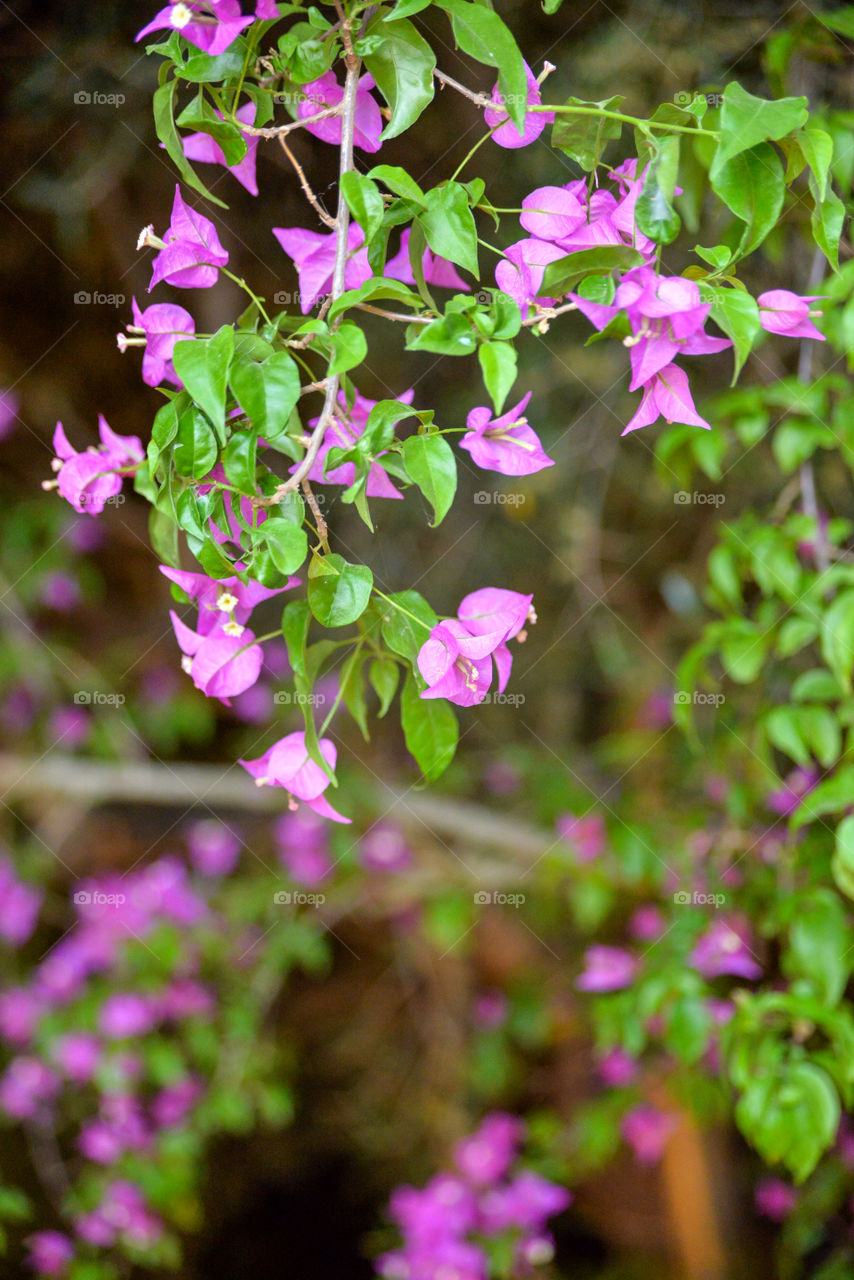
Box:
<box><xmin>266</xmin><ymin>43</ymin><xmax>361</xmax><ymax>503</ymax></box>
<box><xmin>798</xmin><ymin>247</ymin><xmax>829</xmax><ymax>575</ymax></box>
<box><xmin>240</xmin><ymin>105</ymin><xmax>341</xmax><ymax>139</ymax></box>
<box><xmin>279</xmin><ymin>134</ymin><xmax>336</xmax><ymax>228</ymax></box>
<box><xmin>302</xmin><ymin>478</ymin><xmax>329</xmax><ymax>552</ymax></box>
<box><xmin>435</xmin><ymin>68</ymin><xmax>493</xmax><ymax>109</ymax></box>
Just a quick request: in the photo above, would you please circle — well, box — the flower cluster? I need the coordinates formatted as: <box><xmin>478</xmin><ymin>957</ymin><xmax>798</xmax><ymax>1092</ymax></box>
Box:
<box><xmin>377</xmin><ymin>1113</ymin><xmax>571</xmax><ymax>1280</ymax></box>
<box><xmin>46</xmin><ymin>418</ymin><xmax>143</xmax><ymax>516</ymax></box>
<box><xmin>417</xmin><ymin>589</ymin><xmax>534</xmax><ymax>708</ymax></box>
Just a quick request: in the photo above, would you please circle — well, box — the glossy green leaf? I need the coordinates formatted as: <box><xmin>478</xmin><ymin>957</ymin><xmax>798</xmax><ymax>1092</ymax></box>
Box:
<box><xmin>402</xmin><ymin>433</ymin><xmax>457</xmax><ymax>526</ymax></box>
<box><xmin>401</xmin><ymin>669</ymin><xmax>459</xmax><ymax>780</ymax></box>
<box><xmin>172</xmin><ymin>326</ymin><xmax>234</xmax><ymax>439</ymax></box>
<box><xmin>364</xmin><ymin>14</ymin><xmax>435</xmax><ymax>141</ymax></box>
<box><xmin>307</xmin><ymin>553</ymin><xmax>373</xmax><ymax>626</ymax></box>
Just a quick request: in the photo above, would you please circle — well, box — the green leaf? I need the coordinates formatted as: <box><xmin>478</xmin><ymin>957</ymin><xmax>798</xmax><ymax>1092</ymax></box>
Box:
<box><xmin>400</xmin><ymin>669</ymin><xmax>459</xmax><ymax>780</ymax></box>
<box><xmin>635</xmin><ymin>135</ymin><xmax>681</xmax><ymax>245</ymax></box>
<box><xmin>551</xmin><ymin>96</ymin><xmax>624</xmax><ymax>171</ymax></box>
<box><xmin>710</xmin><ymin>142</ymin><xmax>785</xmax><ymax>258</ymax></box>
<box><xmin>380</xmin><ymin>589</ymin><xmax>437</xmax><ymax>663</ymax></box>
<box><xmin>328</xmin><ymin>322</ymin><xmax>368</xmax><ymax>376</ymax></box>
<box><xmin>778</xmin><ymin>617</ymin><xmax>819</xmax><ymax>658</ymax></box>
<box><xmin>307</xmin><ymin>553</ymin><xmax>373</xmax><ymax>626</ymax></box>
<box><xmin>262</xmin><ymin>518</ymin><xmax>308</xmax><ymax>575</ymax></box>
<box><xmin>340</xmin><ymin>648</ymin><xmax>370</xmax><ymax>739</ymax></box>
<box><xmin>176</xmin><ymin>93</ymin><xmax>247</xmax><ymax>166</ymax></box>
<box><xmin>478</xmin><ymin>341</ymin><xmax>517</xmax><ymax>414</ymax></box>
<box><xmin>792</xmin><ymin>765</ymin><xmax>854</xmax><ymax>829</ymax></box>
<box><xmin>340</xmin><ymin>172</ymin><xmax>385</xmax><ymax>243</ymax></box>
<box><xmin>812</xmin><ymin>188</ymin><xmax>846</xmax><ymax>273</ymax></box>
<box><xmin>173</xmin><ymin>406</ymin><xmax>219</xmax><ymax>478</ymax></box>
<box><xmin>402</xmin><ymin>433</ymin><xmax>457</xmax><ymax>526</ymax></box>
<box><xmin>229</xmin><ymin>350</ymin><xmax>301</xmax><ymax>442</ymax></box>
<box><xmin>785</xmin><ymin>889</ymin><xmax>851</xmax><ymax>1005</ymax></box>
<box><xmin>369</xmin><ymin>657</ymin><xmax>400</xmax><ymax>716</ymax></box>
<box><xmin>539</xmin><ymin>245</ymin><xmax>645</xmax><ymax>297</ymax></box>
<box><xmin>221</xmin><ymin>428</ymin><xmax>258</xmax><ymax>494</ymax></box>
<box><xmin>720</xmin><ymin>620</ymin><xmax>769</xmax><ymax>683</ymax></box>
<box><xmin>821</xmin><ymin>589</ymin><xmax>854</xmax><ymax>694</ymax></box>
<box><xmin>368</xmin><ymin>164</ymin><xmax>426</xmax><ymax>204</ymax></box>
<box><xmin>712</xmin><ymin>82</ymin><xmax>808</xmax><ymax>170</ymax></box>
<box><xmin>282</xmin><ymin>599</ymin><xmax>310</xmax><ymax>679</ymax></box>
<box><xmin>699</xmin><ymin>284</ymin><xmax>761</xmax><ymax>381</ymax></box>
<box><xmin>152</xmin><ymin>79</ymin><xmax>227</xmax><ymax>208</ymax></box>
<box><xmin>172</xmin><ymin>326</ymin><xmax>234</xmax><ymax>439</ymax></box>
<box><xmin>420</xmin><ymin>182</ymin><xmax>478</xmax><ymax>277</ymax></box>
<box><xmin>364</xmin><ymin>14</ymin><xmax>435</xmax><ymax>141</ymax></box>
<box><xmin>434</xmin><ymin>0</ymin><xmax>527</xmax><ymax>131</ymax></box>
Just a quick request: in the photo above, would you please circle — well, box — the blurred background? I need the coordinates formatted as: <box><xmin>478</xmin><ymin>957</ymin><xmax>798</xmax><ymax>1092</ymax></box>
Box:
<box><xmin>1</xmin><ymin>1</ymin><xmax>850</xmax><ymax>1276</ymax></box>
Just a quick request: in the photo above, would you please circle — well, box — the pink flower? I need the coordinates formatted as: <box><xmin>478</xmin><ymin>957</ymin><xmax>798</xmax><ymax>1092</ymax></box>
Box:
<box><xmin>484</xmin><ymin>62</ymin><xmax>554</xmax><ymax>149</ymax></box>
<box><xmin>480</xmin><ymin>1170</ymin><xmax>571</xmax><ymax>1232</ymax></box>
<box><xmin>181</xmin><ymin>101</ymin><xmax>259</xmax><ymax>195</ymax></box>
<box><xmin>275</xmin><ymin>809</ymin><xmax>333</xmax><ymax>883</ymax></box>
<box><xmin>25</xmin><ymin>1231</ymin><xmax>74</xmax><ymax>1277</ymax></box>
<box><xmin>0</xmin><ymin>988</ymin><xmax>44</xmax><ymax>1047</ymax></box>
<box><xmin>628</xmin><ymin>904</ymin><xmax>665</xmax><ymax>943</ymax></box>
<box><xmin>99</xmin><ymin>993</ymin><xmax>158</xmax><ymax>1039</ymax></box>
<box><xmin>623</xmin><ymin>364</ymin><xmax>711</xmax><ymax>436</ymax></box>
<box><xmin>160</xmin><ymin>564</ymin><xmax>299</xmax><ymax>634</ymax></box>
<box><xmin>755</xmin><ymin>1177</ymin><xmax>797</xmax><ymax>1221</ymax></box>
<box><xmin>454</xmin><ymin>1113</ymin><xmax>523</xmax><ymax>1185</ymax></box>
<box><xmin>0</xmin><ymin>387</ymin><xmax>19</xmax><ymax>440</ymax></box>
<box><xmin>186</xmin><ymin>819</ymin><xmax>241</xmax><ymax>875</ymax></box>
<box><xmin>690</xmin><ymin>919</ymin><xmax>761</xmax><ymax>981</ymax></box>
<box><xmin>596</xmin><ymin>1047</ymin><xmax>638</xmax><ymax>1087</ymax></box>
<box><xmin>50</xmin><ymin>417</ymin><xmax>143</xmax><ymax>516</ymax></box>
<box><xmin>52</xmin><ymin>1033</ymin><xmax>101</xmax><ymax>1084</ymax></box>
<box><xmin>298</xmin><ymin>71</ymin><xmax>383</xmax><ymax>152</ymax></box>
<box><xmin>520</xmin><ymin>185</ymin><xmax>587</xmax><ymax>241</ymax></box>
<box><xmin>576</xmin><ymin>945</ymin><xmax>638</xmax><ymax>992</ymax></box>
<box><xmin>137</xmin><ymin>1</ymin><xmax>253</xmax><ymax>56</ymax></box>
<box><xmin>556</xmin><ymin>813</ymin><xmax>605</xmax><ymax>862</ymax></box>
<box><xmin>0</xmin><ymin>857</ymin><xmax>42</xmax><ymax>947</ymax></box>
<box><xmin>495</xmin><ymin>237</ymin><xmax>566</xmax><ymax>313</ymax></box>
<box><xmin>76</xmin><ymin>1180</ymin><xmax>163</xmax><ymax>1249</ymax></box>
<box><xmin>152</xmin><ymin>1076</ymin><xmax>203</xmax><ymax>1127</ymax></box>
<box><xmin>273</xmin><ymin>223</ymin><xmax>371</xmax><ymax>313</ymax></box>
<box><xmin>241</xmin><ymin>731</ymin><xmax>350</xmax><ymax>822</ymax></box>
<box><xmin>461</xmin><ymin>392</ymin><xmax>554</xmax><ymax>476</ymax></box>
<box><xmin>758</xmin><ymin>290</ymin><xmax>824</xmax><ymax>341</ymax></box>
<box><xmin>147</xmin><ymin>185</ymin><xmax>228</xmax><ymax>290</ymax></box>
<box><xmin>123</xmin><ymin>298</ymin><xmax>196</xmax><ymax>387</ymax></box>
<box><xmin>359</xmin><ymin>823</ymin><xmax>413</xmax><ymax>873</ymax></box>
<box><xmin>766</xmin><ymin>766</ymin><xmax>819</xmax><ymax>817</ymax></box>
<box><xmin>621</xmin><ymin>1104</ymin><xmax>676</xmax><ymax>1164</ymax></box>
<box><xmin>0</xmin><ymin>1057</ymin><xmax>59</xmax><ymax>1118</ymax></box>
<box><xmin>417</xmin><ymin>619</ymin><xmax>502</xmax><ymax>707</ymax></box>
<box><xmin>170</xmin><ymin>610</ymin><xmax>264</xmax><ymax>703</ymax></box>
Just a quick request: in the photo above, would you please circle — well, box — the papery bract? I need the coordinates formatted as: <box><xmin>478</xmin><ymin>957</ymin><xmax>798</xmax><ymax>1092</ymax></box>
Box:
<box><xmin>148</xmin><ymin>185</ymin><xmax>228</xmax><ymax>290</ymax></box>
<box><xmin>136</xmin><ymin>1</ymin><xmax>253</xmax><ymax>55</ymax></box>
<box><xmin>298</xmin><ymin>70</ymin><xmax>383</xmax><ymax>152</ymax></box>
<box><xmin>273</xmin><ymin>223</ymin><xmax>371</xmax><ymax>313</ymax></box>
<box><xmin>460</xmin><ymin>392</ymin><xmax>554</xmax><ymax>476</ymax></box>
<box><xmin>241</xmin><ymin>731</ymin><xmax>350</xmax><ymax>822</ymax></box>
<box><xmin>484</xmin><ymin>62</ymin><xmax>554</xmax><ymax>149</ymax></box>
<box><xmin>181</xmin><ymin>102</ymin><xmax>259</xmax><ymax>195</ymax></box>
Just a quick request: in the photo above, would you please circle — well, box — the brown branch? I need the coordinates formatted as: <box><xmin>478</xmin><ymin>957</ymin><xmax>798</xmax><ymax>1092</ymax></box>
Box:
<box><xmin>279</xmin><ymin>134</ymin><xmax>336</xmax><ymax>229</ymax></box>
<box><xmin>435</xmin><ymin>68</ymin><xmax>493</xmax><ymax>109</ymax></box>
<box><xmin>240</xmin><ymin>105</ymin><xmax>341</xmax><ymax>139</ymax></box>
